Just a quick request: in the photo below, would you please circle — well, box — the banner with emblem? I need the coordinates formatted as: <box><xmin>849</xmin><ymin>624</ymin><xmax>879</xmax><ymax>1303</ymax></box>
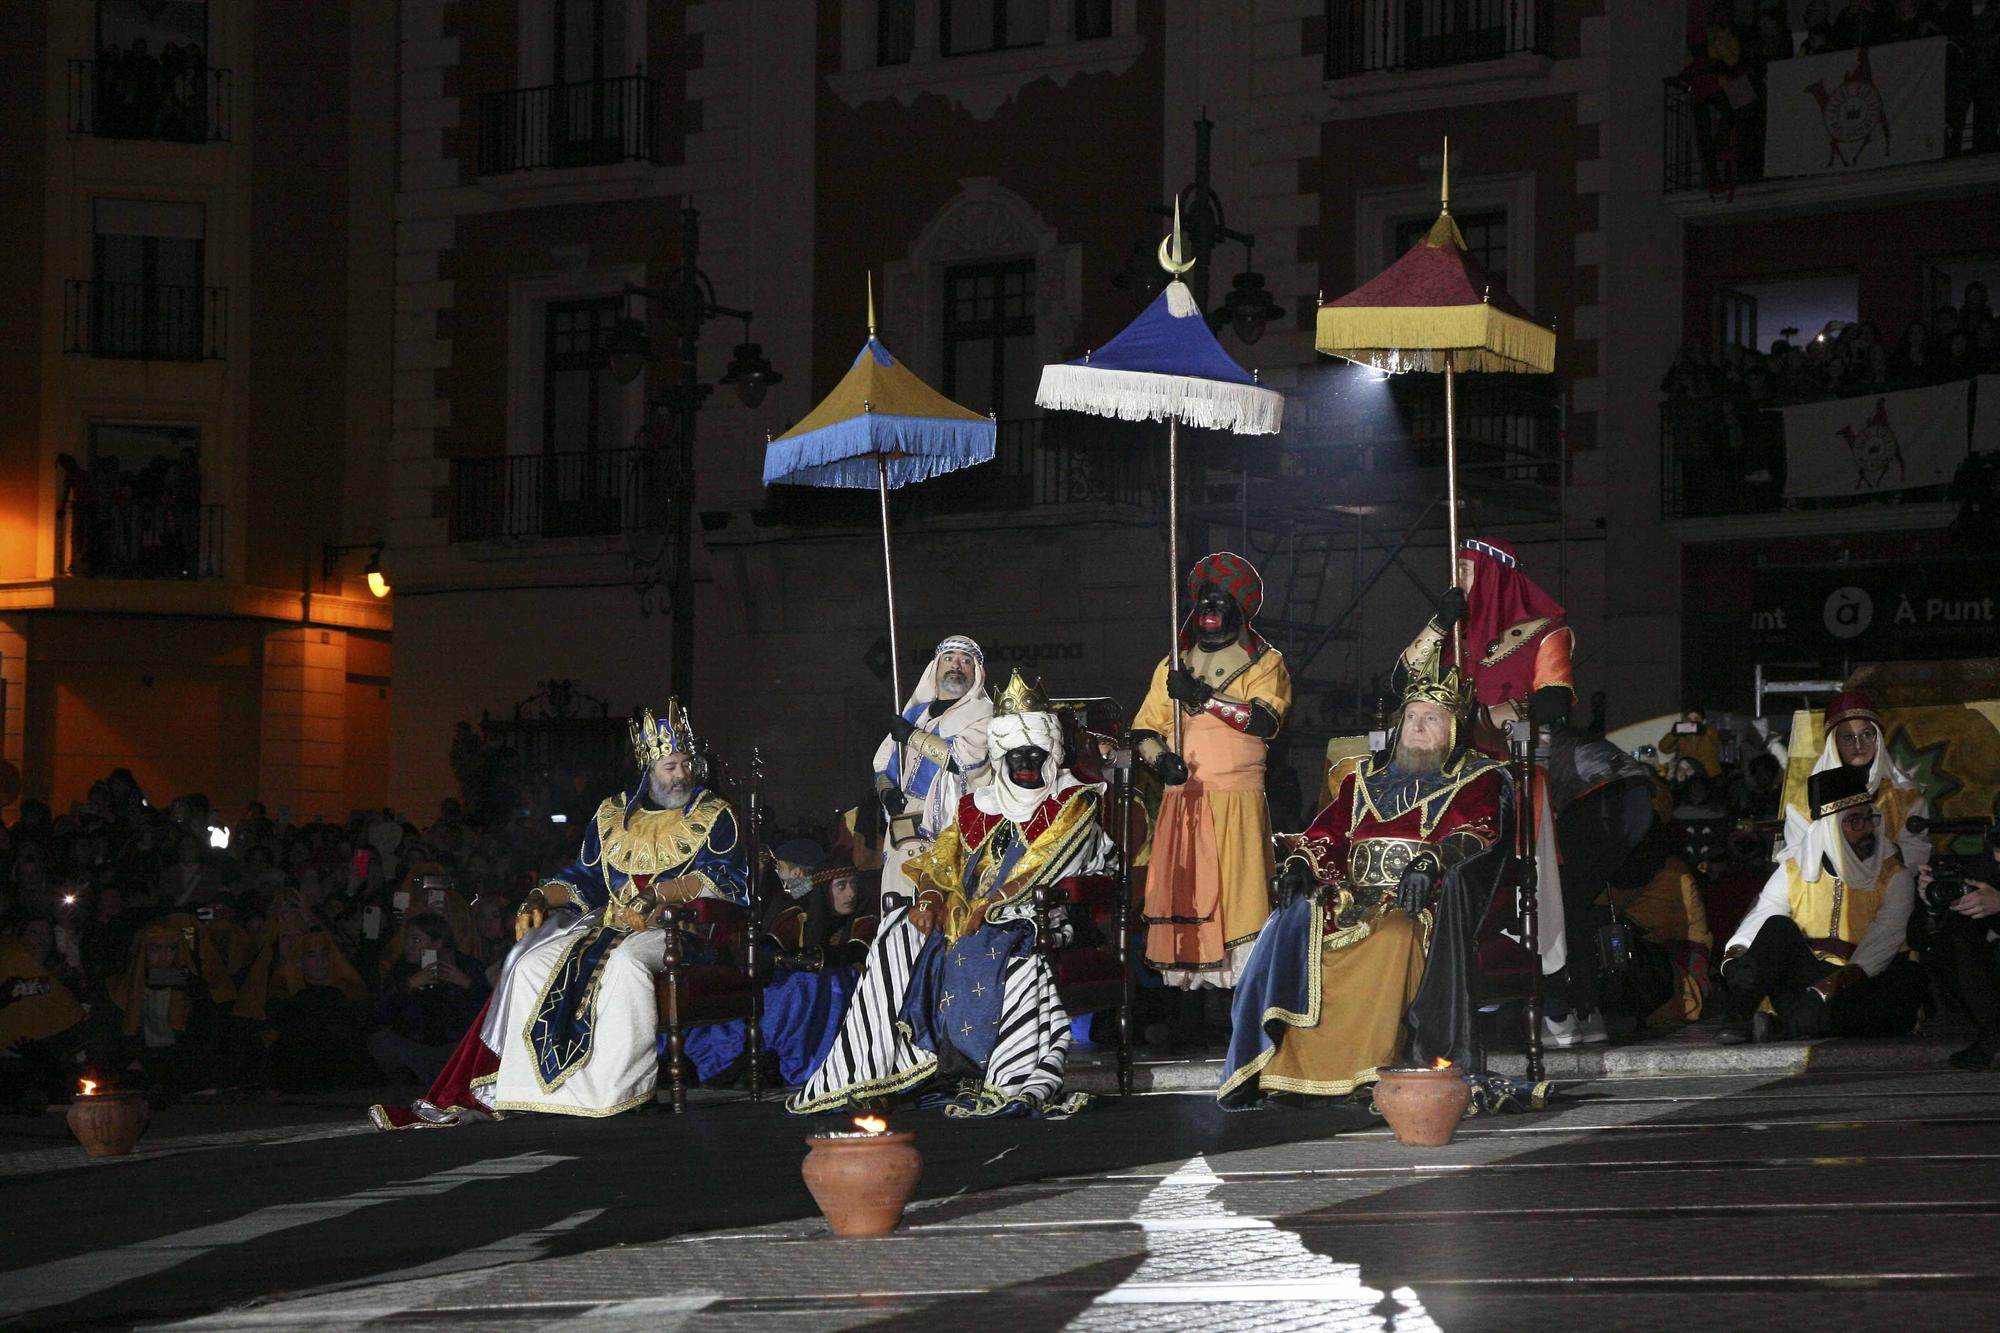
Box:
<box><xmin>1764</xmin><ymin>36</ymin><xmax>1947</xmax><ymax>180</ymax></box>
<box><xmin>1780</xmin><ymin>378</ymin><xmax>1967</xmax><ymax>499</ymax></box>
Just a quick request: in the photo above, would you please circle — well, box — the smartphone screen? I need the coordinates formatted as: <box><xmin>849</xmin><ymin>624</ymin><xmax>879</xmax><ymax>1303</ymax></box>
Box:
<box><xmin>421</xmin><ymin>948</ymin><xmax>438</xmax><ymax>970</ymax></box>
<box><xmin>361</xmin><ymin>905</ymin><xmax>383</xmax><ymax>940</ymax></box>
<box><xmin>392</xmin><ymin>890</ymin><xmax>410</xmax><ymax>912</ymax></box>
<box><xmin>428</xmin><ymin>889</ymin><xmax>445</xmax><ymax>910</ymax></box>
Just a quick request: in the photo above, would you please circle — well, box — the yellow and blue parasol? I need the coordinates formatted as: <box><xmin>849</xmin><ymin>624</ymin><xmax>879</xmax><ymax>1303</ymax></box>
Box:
<box><xmin>762</xmin><ymin>284</ymin><xmax>996</xmax><ymax>703</ymax></box>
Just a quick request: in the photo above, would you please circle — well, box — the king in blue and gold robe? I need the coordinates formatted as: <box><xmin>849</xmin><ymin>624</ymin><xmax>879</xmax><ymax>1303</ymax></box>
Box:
<box><xmin>370</xmin><ymin>785</ymin><xmax>746</xmax><ymax>1128</ymax></box>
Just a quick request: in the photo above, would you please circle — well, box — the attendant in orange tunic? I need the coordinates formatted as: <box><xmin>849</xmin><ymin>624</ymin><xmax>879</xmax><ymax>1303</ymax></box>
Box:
<box><xmin>1133</xmin><ymin>552</ymin><xmax>1293</xmax><ymax>991</ymax></box>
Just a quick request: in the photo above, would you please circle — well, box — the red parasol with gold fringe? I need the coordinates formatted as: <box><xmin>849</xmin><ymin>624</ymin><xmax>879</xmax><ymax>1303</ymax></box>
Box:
<box><xmin>1315</xmin><ymin>139</ymin><xmax>1556</xmax><ymax>644</ymax></box>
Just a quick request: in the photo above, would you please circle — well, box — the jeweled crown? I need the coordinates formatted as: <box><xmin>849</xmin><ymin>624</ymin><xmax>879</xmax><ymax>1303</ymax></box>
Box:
<box><xmin>990</xmin><ymin>669</ymin><xmax>1051</xmax><ymax>719</ymax></box>
<box><xmin>630</xmin><ymin>699</ymin><xmax>698</xmax><ymax>768</ymax></box>
<box><xmin>1402</xmin><ymin>639</ymin><xmax>1472</xmax><ymax>715</ymax></box>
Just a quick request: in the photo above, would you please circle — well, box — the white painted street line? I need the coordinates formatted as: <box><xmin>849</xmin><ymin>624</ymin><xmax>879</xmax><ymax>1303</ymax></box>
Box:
<box><xmin>0</xmin><ymin>1151</ymin><xmax>573</xmax><ymax>1322</ymax></box>
<box><xmin>1067</xmin><ymin>1154</ymin><xmax>1439</xmax><ymax>1331</ymax></box>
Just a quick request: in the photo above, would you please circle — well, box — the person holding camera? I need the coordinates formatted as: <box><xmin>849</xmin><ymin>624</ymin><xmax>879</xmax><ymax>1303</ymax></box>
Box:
<box><xmin>1717</xmin><ymin>764</ymin><xmax>1923</xmax><ymax>1043</ymax></box>
<box><xmin>1657</xmin><ymin>710</ymin><xmax>1723</xmax><ymax>781</ymax></box>
<box><xmin>1915</xmin><ymin>823</ymin><xmax>2000</xmax><ymax>1070</ymax></box>
<box><xmin>370</xmin><ymin>911</ymin><xmax>489</xmax><ymax>1086</ymax></box>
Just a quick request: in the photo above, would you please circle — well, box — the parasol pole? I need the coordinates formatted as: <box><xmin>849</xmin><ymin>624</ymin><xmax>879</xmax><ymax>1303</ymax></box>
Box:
<box><xmin>1168</xmin><ymin>416</ymin><xmax>1182</xmax><ymax>752</ymax></box>
<box><xmin>876</xmin><ymin>451</ymin><xmax>902</xmax><ymax>709</ymax></box>
<box><xmin>1437</xmin><ymin>139</ymin><xmax>1468</xmax><ymax>671</ymax></box>
<box><xmin>1158</xmin><ymin>199</ymin><xmax>1198</xmax><ymax>752</ymax></box>
<box><xmin>1445</xmin><ymin>348</ymin><xmax>1464</xmax><ymax>673</ymax></box>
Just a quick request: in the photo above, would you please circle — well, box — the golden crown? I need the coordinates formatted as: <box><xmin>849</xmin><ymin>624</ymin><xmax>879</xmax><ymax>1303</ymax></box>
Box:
<box><xmin>990</xmin><ymin>669</ymin><xmax>1051</xmax><ymax>719</ymax></box>
<box><xmin>630</xmin><ymin>699</ymin><xmax>698</xmax><ymax>768</ymax></box>
<box><xmin>1401</xmin><ymin>639</ymin><xmax>1472</xmax><ymax>715</ymax></box>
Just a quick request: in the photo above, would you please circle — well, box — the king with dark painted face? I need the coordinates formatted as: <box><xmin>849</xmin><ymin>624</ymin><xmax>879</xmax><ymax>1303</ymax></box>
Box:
<box><xmin>1130</xmin><ymin>552</ymin><xmax>1294</xmax><ymax>991</ymax></box>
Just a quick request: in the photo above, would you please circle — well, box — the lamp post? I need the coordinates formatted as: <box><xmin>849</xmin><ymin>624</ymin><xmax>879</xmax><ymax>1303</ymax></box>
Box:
<box><xmin>607</xmin><ymin>205</ymin><xmax>780</xmax><ymax>706</ymax></box>
<box><xmin>1120</xmin><ymin>113</ymin><xmax>1283</xmax><ymax>344</ymax></box>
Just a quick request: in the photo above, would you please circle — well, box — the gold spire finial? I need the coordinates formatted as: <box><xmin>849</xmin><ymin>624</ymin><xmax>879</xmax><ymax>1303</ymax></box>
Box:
<box><xmin>866</xmin><ymin>271</ymin><xmax>876</xmax><ymax>338</ymax></box>
<box><xmin>1441</xmin><ymin>136</ymin><xmax>1451</xmax><ymax>214</ymax></box>
<box><xmin>990</xmin><ymin>668</ymin><xmax>1052</xmax><ymax>719</ymax></box>
<box><xmin>1157</xmin><ymin>195</ymin><xmax>1196</xmax><ymax>276</ymax></box>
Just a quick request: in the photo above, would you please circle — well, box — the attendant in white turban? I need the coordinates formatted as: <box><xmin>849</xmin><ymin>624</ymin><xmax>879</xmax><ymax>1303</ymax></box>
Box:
<box><xmin>872</xmin><ymin>636</ymin><xmax>993</xmax><ymax>911</ymax></box>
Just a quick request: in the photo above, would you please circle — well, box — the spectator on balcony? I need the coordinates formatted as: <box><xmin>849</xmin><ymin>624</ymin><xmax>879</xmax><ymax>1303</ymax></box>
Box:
<box><xmin>1962</xmin><ymin>280</ymin><xmax>1993</xmax><ymax>325</ymax></box>
<box><xmin>1833</xmin><ymin>0</ymin><xmax>1896</xmax><ymax>48</ymax></box>
<box><xmin>1888</xmin><ymin>0</ymin><xmax>1949</xmax><ymax>39</ymax></box>
<box><xmin>1949</xmin><ymin>0</ymin><xmax>2000</xmax><ymax>153</ymax></box>
<box><xmin>1890</xmin><ymin>320</ymin><xmax>1937</xmax><ymax>385</ymax></box>
<box><xmin>1753</xmin><ymin>5</ymin><xmax>1796</xmax><ymax>62</ymax></box>
<box><xmin>1972</xmin><ymin>313</ymin><xmax>2000</xmax><ymax>371</ymax></box>
<box><xmin>1661</xmin><ymin>339</ymin><xmax>1723</xmax><ymax>399</ymax></box>
<box><xmin>1943</xmin><ymin>327</ymin><xmax>1978</xmax><ymax>379</ymax></box>
<box><xmin>1801</xmin><ymin>0</ymin><xmax>1839</xmax><ymax>54</ymax></box>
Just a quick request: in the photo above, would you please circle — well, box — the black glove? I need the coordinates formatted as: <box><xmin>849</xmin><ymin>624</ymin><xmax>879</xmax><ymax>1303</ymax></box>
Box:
<box><xmin>1434</xmin><ymin>585</ymin><xmax>1468</xmax><ymax>630</ymax></box>
<box><xmin>879</xmin><ymin>786</ymin><xmax>907</xmax><ymax>816</ymax></box>
<box><xmin>1395</xmin><ymin>870</ymin><xmax>1435</xmax><ymax>917</ymax></box>
<box><xmin>1272</xmin><ymin>858</ymin><xmax>1315</xmax><ymax>909</ymax></box>
<box><xmin>1528</xmin><ymin>686</ymin><xmax>1572</xmax><ymax>726</ymax></box>
<box><xmin>886</xmin><ymin>715</ymin><xmax>916</xmax><ymax>744</ymax></box>
<box><xmin>1165</xmin><ymin>668</ymin><xmax>1214</xmax><ymax>708</ymax></box>
<box><xmin>1152</xmin><ymin>750</ymin><xmax>1190</xmax><ymax>786</ymax></box>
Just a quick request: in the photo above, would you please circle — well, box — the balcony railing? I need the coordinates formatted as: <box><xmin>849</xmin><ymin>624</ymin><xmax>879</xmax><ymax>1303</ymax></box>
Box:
<box><xmin>68</xmin><ymin>58</ymin><xmax>230</xmax><ymax>143</ymax></box>
<box><xmin>56</xmin><ymin>497</ymin><xmax>223</xmax><ymax>580</ymax></box>
<box><xmin>1665</xmin><ymin>35</ymin><xmax>1994</xmax><ymax>195</ymax></box>
<box><xmin>451</xmin><ymin>447</ymin><xmax>672</xmax><ymax>542</ymax></box>
<box><xmin>478</xmin><ymin>73</ymin><xmax>661</xmax><ymax>175</ymax></box>
<box><xmin>64</xmin><ymin>280</ymin><xmax>227</xmax><ymax>361</ymax></box>
<box><xmin>1658</xmin><ymin>393</ymin><xmax>1964</xmax><ymax>519</ymax></box>
<box><xmin>1324</xmin><ymin>0</ymin><xmax>1550</xmax><ymax>80</ymax></box>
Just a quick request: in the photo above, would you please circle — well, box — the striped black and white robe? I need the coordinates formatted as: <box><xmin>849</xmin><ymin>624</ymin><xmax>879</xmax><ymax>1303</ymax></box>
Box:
<box><xmin>787</xmin><ymin>776</ymin><xmax>1109</xmax><ymax>1118</ymax></box>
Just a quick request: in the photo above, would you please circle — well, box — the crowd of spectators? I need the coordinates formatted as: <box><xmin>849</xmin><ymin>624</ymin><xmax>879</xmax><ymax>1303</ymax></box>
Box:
<box><xmin>91</xmin><ymin>37</ymin><xmax>214</xmax><ymax>141</ymax></box>
<box><xmin>1660</xmin><ymin>291</ymin><xmax>2000</xmax><ymax>513</ymax></box>
<box><xmin>0</xmin><ymin>766</ymin><xmax>587</xmax><ymax>1110</ymax></box>
<box><xmin>56</xmin><ymin>449</ymin><xmax>207</xmax><ymax>580</ymax></box>
<box><xmin>1678</xmin><ymin>1</ymin><xmax>2000</xmax><ymax>189</ymax></box>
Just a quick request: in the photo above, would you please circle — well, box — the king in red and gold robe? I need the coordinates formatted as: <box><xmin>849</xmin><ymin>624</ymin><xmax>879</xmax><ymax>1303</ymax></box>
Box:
<box><xmin>1219</xmin><ymin>750</ymin><xmax>1506</xmax><ymax>1105</ymax></box>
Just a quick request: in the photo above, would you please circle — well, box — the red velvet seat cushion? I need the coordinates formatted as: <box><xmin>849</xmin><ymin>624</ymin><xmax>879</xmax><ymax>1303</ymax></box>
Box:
<box><xmin>656</xmin><ymin>963</ymin><xmax>754</xmax><ymax>1025</ymax></box>
<box><xmin>1054</xmin><ymin>945</ymin><xmax>1123</xmax><ymax>989</ymax></box>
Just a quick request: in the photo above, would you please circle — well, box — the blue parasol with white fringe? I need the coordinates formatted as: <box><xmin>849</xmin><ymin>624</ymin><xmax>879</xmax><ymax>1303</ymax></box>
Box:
<box><xmin>1034</xmin><ymin>204</ymin><xmax>1283</xmax><ymax>744</ymax></box>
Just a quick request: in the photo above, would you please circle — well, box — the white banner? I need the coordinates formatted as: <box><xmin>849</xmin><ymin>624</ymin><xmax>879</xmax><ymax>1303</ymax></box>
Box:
<box><xmin>1782</xmin><ymin>380</ymin><xmax>1967</xmax><ymax>499</ymax></box>
<box><xmin>1765</xmin><ymin>36</ymin><xmax>1946</xmax><ymax>179</ymax></box>
<box><xmin>1973</xmin><ymin>375</ymin><xmax>2000</xmax><ymax>457</ymax></box>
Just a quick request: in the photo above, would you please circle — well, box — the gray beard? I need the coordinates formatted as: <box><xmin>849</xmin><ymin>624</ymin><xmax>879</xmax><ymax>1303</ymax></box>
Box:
<box><xmin>1392</xmin><ymin>737</ymin><xmax>1448</xmax><ymax>774</ymax></box>
<box><xmin>649</xmin><ymin>777</ymin><xmax>694</xmax><ymax>808</ymax></box>
<box><xmin>936</xmin><ymin>674</ymin><xmax>970</xmax><ymax>699</ymax></box>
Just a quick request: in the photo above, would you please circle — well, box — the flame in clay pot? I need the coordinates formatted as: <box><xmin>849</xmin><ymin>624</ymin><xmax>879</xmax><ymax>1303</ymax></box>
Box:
<box><xmin>79</xmin><ymin>1079</ymin><xmax>99</xmax><ymax>1097</ymax></box>
<box><xmin>1431</xmin><ymin>1057</ymin><xmax>1452</xmax><ymax>1070</ymax></box>
<box><xmin>853</xmin><ymin>1115</ymin><xmax>888</xmax><ymax>1134</ymax></box>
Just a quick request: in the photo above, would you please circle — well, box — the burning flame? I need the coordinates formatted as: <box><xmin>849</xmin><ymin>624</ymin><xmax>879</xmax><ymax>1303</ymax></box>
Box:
<box><xmin>853</xmin><ymin>1115</ymin><xmax>888</xmax><ymax>1134</ymax></box>
<box><xmin>79</xmin><ymin>1079</ymin><xmax>99</xmax><ymax>1097</ymax></box>
<box><xmin>1431</xmin><ymin>1057</ymin><xmax>1453</xmax><ymax>1071</ymax></box>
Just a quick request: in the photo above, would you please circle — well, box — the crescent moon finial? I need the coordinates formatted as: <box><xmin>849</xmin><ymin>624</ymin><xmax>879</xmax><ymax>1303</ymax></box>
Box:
<box><xmin>1156</xmin><ymin>196</ymin><xmax>1196</xmax><ymax>276</ymax></box>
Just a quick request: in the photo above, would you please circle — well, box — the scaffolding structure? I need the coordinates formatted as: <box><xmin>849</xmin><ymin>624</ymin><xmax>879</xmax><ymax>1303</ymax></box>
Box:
<box><xmin>1182</xmin><ymin>371</ymin><xmax>1569</xmax><ymax>749</ymax></box>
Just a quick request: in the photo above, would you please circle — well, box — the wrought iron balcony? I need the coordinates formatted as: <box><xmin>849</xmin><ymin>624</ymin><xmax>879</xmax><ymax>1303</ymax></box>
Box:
<box><xmin>451</xmin><ymin>447</ymin><xmax>672</xmax><ymax>543</ymax></box>
<box><xmin>64</xmin><ymin>280</ymin><xmax>227</xmax><ymax>361</ymax></box>
<box><xmin>68</xmin><ymin>58</ymin><xmax>230</xmax><ymax>143</ymax></box>
<box><xmin>56</xmin><ymin>497</ymin><xmax>223</xmax><ymax>580</ymax></box>
<box><xmin>478</xmin><ymin>73</ymin><xmax>662</xmax><ymax>175</ymax></box>
<box><xmin>1324</xmin><ymin>0</ymin><xmax>1550</xmax><ymax>80</ymax></box>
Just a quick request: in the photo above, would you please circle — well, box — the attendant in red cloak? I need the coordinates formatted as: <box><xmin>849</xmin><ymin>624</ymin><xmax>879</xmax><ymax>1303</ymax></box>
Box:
<box><xmin>1401</xmin><ymin>535</ymin><xmax>1574</xmax><ymax>748</ymax></box>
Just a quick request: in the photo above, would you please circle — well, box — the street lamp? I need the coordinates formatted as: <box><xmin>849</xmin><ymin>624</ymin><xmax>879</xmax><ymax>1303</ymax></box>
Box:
<box><xmin>322</xmin><ymin>541</ymin><xmax>390</xmax><ymax>598</ymax></box>
<box><xmin>1130</xmin><ymin>113</ymin><xmax>1279</xmax><ymax>345</ymax></box>
<box><xmin>611</xmin><ymin>205</ymin><xmax>780</xmax><ymax>706</ymax></box>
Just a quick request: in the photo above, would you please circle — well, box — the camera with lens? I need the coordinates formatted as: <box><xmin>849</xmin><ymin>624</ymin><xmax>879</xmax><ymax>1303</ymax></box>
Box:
<box><xmin>1921</xmin><ymin>858</ymin><xmax>1972</xmax><ymax>926</ymax></box>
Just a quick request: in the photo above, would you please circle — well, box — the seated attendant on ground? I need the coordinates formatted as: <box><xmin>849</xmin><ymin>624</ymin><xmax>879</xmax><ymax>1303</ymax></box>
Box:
<box><xmin>789</xmin><ymin>671</ymin><xmax>1111</xmax><ymax>1118</ymax></box>
<box><xmin>369</xmin><ymin>700</ymin><xmax>748</xmax><ymax>1128</ymax></box>
<box><xmin>1219</xmin><ymin>652</ymin><xmax>1509</xmax><ymax>1106</ymax></box>
<box><xmin>1718</xmin><ymin>763</ymin><xmax>1922</xmax><ymax>1044</ymax></box>
<box><xmin>685</xmin><ymin>850</ymin><xmax>880</xmax><ymax>1088</ymax></box>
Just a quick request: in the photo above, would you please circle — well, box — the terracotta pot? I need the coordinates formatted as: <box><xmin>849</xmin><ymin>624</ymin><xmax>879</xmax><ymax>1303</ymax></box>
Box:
<box><xmin>67</xmin><ymin>1091</ymin><xmax>151</xmax><ymax>1157</ymax></box>
<box><xmin>801</xmin><ymin>1131</ymin><xmax>923</xmax><ymax>1236</ymax></box>
<box><xmin>1373</xmin><ymin>1068</ymin><xmax>1472</xmax><ymax>1146</ymax></box>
